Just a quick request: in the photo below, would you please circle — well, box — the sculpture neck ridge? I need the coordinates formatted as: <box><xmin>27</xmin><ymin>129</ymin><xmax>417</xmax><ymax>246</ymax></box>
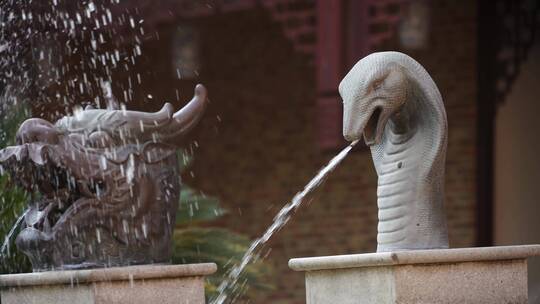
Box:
<box><xmin>372</xmin><ymin>64</ymin><xmax>448</xmax><ymax>252</ymax></box>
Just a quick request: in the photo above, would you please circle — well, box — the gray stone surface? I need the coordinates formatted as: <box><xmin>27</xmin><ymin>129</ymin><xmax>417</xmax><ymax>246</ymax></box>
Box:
<box><xmin>2</xmin><ymin>285</ymin><xmax>94</xmax><ymax>304</ymax></box>
<box><xmin>0</xmin><ymin>263</ymin><xmax>216</xmax><ymax>304</ymax></box>
<box><xmin>290</xmin><ymin>245</ymin><xmax>540</xmax><ymax>304</ymax></box>
<box><xmin>305</xmin><ymin>266</ymin><xmax>395</xmax><ymax>304</ymax></box>
<box><xmin>340</xmin><ymin>52</ymin><xmax>448</xmax><ymax>252</ymax></box>
<box><xmin>290</xmin><ymin>245</ymin><xmax>540</xmax><ymax>271</ymax></box>
<box><xmin>393</xmin><ymin>260</ymin><xmax>526</xmax><ymax>303</ymax></box>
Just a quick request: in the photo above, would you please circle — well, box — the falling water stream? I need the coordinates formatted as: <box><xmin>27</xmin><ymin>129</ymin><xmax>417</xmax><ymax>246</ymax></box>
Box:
<box><xmin>0</xmin><ymin>2</ymin><xmax>358</xmax><ymax>301</ymax></box>
<box><xmin>211</xmin><ymin>140</ymin><xmax>359</xmax><ymax>304</ymax></box>
<box><xmin>0</xmin><ymin>208</ymin><xmax>29</xmax><ymax>258</ymax></box>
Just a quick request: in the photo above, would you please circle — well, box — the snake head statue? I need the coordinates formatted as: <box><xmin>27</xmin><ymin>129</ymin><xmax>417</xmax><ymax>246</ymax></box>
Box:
<box><xmin>340</xmin><ymin>61</ymin><xmax>409</xmax><ymax>145</ymax></box>
<box><xmin>0</xmin><ymin>84</ymin><xmax>208</xmax><ymax>271</ymax></box>
<box><xmin>340</xmin><ymin>52</ymin><xmax>449</xmax><ymax>252</ymax></box>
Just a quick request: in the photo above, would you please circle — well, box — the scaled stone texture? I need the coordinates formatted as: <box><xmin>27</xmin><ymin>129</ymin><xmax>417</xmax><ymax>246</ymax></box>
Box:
<box><xmin>0</xmin><ymin>84</ymin><xmax>208</xmax><ymax>271</ymax></box>
<box><xmin>340</xmin><ymin>52</ymin><xmax>448</xmax><ymax>252</ymax></box>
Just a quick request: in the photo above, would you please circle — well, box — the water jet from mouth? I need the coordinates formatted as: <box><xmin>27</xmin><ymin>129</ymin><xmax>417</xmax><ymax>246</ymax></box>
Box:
<box><xmin>211</xmin><ymin>140</ymin><xmax>359</xmax><ymax>304</ymax></box>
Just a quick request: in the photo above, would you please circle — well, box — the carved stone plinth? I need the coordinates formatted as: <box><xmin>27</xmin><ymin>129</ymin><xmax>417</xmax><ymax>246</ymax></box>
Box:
<box><xmin>0</xmin><ymin>263</ymin><xmax>216</xmax><ymax>304</ymax></box>
<box><xmin>289</xmin><ymin>245</ymin><xmax>540</xmax><ymax>304</ymax></box>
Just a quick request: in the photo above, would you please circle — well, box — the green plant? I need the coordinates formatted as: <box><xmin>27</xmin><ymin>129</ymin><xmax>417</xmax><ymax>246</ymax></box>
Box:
<box><xmin>173</xmin><ymin>153</ymin><xmax>272</xmax><ymax>299</ymax></box>
<box><xmin>0</xmin><ymin>103</ymin><xmax>31</xmax><ymax>274</ymax></box>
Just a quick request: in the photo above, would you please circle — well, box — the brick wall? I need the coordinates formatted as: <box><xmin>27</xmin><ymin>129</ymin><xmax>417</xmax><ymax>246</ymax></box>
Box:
<box><xmin>121</xmin><ymin>1</ymin><xmax>478</xmax><ymax>303</ymax></box>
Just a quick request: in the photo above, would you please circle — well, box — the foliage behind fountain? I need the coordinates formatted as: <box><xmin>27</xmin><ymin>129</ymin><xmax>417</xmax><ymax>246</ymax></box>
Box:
<box><xmin>0</xmin><ymin>103</ymin><xmax>32</xmax><ymax>274</ymax></box>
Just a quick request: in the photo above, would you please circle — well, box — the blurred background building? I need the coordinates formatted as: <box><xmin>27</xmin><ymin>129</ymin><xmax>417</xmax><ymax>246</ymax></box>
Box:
<box><xmin>7</xmin><ymin>0</ymin><xmax>540</xmax><ymax>303</ymax></box>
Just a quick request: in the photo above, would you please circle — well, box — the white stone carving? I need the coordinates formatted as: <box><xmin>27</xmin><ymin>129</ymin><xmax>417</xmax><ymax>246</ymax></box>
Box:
<box><xmin>340</xmin><ymin>51</ymin><xmax>448</xmax><ymax>252</ymax></box>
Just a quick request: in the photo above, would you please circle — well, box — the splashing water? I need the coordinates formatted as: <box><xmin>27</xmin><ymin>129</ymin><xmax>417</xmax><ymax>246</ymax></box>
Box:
<box><xmin>0</xmin><ymin>1</ymin><xmax>147</xmax><ymax>122</ymax></box>
<box><xmin>0</xmin><ymin>208</ymin><xmax>29</xmax><ymax>258</ymax></box>
<box><xmin>211</xmin><ymin>140</ymin><xmax>359</xmax><ymax>304</ymax></box>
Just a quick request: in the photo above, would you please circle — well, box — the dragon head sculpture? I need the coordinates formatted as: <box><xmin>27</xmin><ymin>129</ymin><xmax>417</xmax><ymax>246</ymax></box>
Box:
<box><xmin>0</xmin><ymin>84</ymin><xmax>208</xmax><ymax>271</ymax></box>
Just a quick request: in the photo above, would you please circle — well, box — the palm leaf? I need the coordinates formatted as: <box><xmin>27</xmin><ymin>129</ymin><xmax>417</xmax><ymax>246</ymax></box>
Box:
<box><xmin>175</xmin><ymin>151</ymin><xmax>272</xmax><ymax>297</ymax></box>
<box><xmin>172</xmin><ymin>227</ymin><xmax>272</xmax><ymax>299</ymax></box>
<box><xmin>177</xmin><ymin>186</ymin><xmax>226</xmax><ymax>224</ymax></box>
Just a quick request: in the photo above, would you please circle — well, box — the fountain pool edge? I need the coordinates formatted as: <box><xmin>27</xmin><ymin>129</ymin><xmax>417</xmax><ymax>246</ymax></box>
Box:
<box><xmin>0</xmin><ymin>263</ymin><xmax>217</xmax><ymax>304</ymax></box>
<box><xmin>289</xmin><ymin>245</ymin><xmax>540</xmax><ymax>303</ymax></box>
<box><xmin>288</xmin><ymin>244</ymin><xmax>540</xmax><ymax>271</ymax></box>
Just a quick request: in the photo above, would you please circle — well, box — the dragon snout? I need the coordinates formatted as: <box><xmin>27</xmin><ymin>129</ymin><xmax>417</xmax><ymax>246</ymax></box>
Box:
<box><xmin>16</xmin><ymin>118</ymin><xmax>60</xmax><ymax>145</ymax></box>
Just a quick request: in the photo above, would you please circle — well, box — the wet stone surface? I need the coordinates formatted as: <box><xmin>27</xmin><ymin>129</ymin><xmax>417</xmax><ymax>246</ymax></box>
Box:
<box><xmin>0</xmin><ymin>85</ymin><xmax>208</xmax><ymax>271</ymax></box>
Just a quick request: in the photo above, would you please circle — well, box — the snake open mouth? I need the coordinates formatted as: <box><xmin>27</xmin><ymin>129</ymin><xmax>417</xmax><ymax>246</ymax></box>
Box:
<box><xmin>363</xmin><ymin>107</ymin><xmax>382</xmax><ymax>146</ymax></box>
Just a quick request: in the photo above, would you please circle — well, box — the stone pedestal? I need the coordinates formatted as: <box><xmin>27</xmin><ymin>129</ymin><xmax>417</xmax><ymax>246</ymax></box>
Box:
<box><xmin>289</xmin><ymin>245</ymin><xmax>540</xmax><ymax>304</ymax></box>
<box><xmin>0</xmin><ymin>263</ymin><xmax>216</xmax><ymax>304</ymax></box>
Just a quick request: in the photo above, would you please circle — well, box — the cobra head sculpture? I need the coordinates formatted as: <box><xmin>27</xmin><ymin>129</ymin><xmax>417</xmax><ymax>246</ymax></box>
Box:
<box><xmin>0</xmin><ymin>84</ymin><xmax>208</xmax><ymax>271</ymax></box>
<box><xmin>340</xmin><ymin>52</ymin><xmax>448</xmax><ymax>252</ymax></box>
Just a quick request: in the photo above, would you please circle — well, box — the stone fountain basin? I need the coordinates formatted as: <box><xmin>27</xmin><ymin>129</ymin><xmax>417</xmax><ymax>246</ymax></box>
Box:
<box><xmin>0</xmin><ymin>263</ymin><xmax>217</xmax><ymax>304</ymax></box>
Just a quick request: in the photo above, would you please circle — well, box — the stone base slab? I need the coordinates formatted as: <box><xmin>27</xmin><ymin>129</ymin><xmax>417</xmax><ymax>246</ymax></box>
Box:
<box><xmin>289</xmin><ymin>245</ymin><xmax>540</xmax><ymax>304</ymax></box>
<box><xmin>0</xmin><ymin>263</ymin><xmax>217</xmax><ymax>304</ymax></box>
